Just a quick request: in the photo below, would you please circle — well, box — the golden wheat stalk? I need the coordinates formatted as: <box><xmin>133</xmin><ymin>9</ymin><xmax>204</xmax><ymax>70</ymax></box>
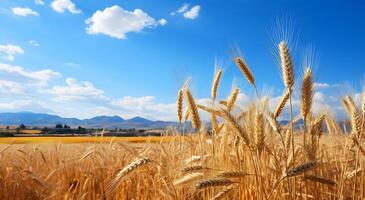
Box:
<box><xmin>209</xmin><ymin>186</ymin><xmax>234</xmax><ymax>200</ymax></box>
<box><xmin>265</xmin><ymin>113</ymin><xmax>282</xmax><ymax>135</ymax></box>
<box><xmin>342</xmin><ymin>95</ymin><xmax>356</xmax><ymax>117</ymax></box>
<box><xmin>301</xmin><ymin>67</ymin><xmax>313</xmax><ymax>120</ymax></box>
<box><xmin>220</xmin><ymin>108</ymin><xmax>250</xmax><ymax>145</ymax></box>
<box><xmin>311</xmin><ymin>113</ymin><xmax>326</xmax><ymax>138</ymax></box>
<box><xmin>255</xmin><ymin>112</ymin><xmax>265</xmax><ymax>154</ymax></box>
<box><xmin>195</xmin><ymin>178</ymin><xmax>233</xmax><ymax>190</ymax></box>
<box><xmin>285</xmin><ymin>161</ymin><xmax>317</xmax><ymax>178</ymax></box>
<box><xmin>184</xmin><ymin>108</ymin><xmax>190</xmax><ymax>123</ymax></box>
<box><xmin>197</xmin><ymin>104</ymin><xmax>222</xmax><ymax>116</ymax></box>
<box><xmin>235</xmin><ymin>57</ymin><xmax>255</xmax><ymax>86</ymax></box>
<box><xmin>105</xmin><ymin>158</ymin><xmax>151</xmax><ymax>195</ymax></box>
<box><xmin>304</xmin><ymin>175</ymin><xmax>336</xmax><ymax>186</ymax></box>
<box><xmin>346</xmin><ymin>168</ymin><xmax>362</xmax><ymax>179</ymax></box>
<box><xmin>182</xmin><ymin>165</ymin><xmax>209</xmax><ymax>174</ymax></box>
<box><xmin>279</xmin><ymin>41</ymin><xmax>294</xmax><ymax>91</ymax></box>
<box><xmin>212</xmin><ymin>69</ymin><xmax>223</xmax><ymax>101</ymax></box>
<box><xmin>351</xmin><ymin>109</ymin><xmax>362</xmax><ymax>137</ymax></box>
<box><xmin>185</xmin><ymin>89</ymin><xmax>201</xmax><ymax>130</ymax></box>
<box><xmin>285</xmin><ymin>129</ymin><xmax>292</xmax><ymax>150</ymax></box>
<box><xmin>227</xmin><ymin>88</ymin><xmax>240</xmax><ymax>111</ymax></box>
<box><xmin>273</xmin><ymin>89</ymin><xmax>290</xmax><ymax>119</ymax></box>
<box><xmin>173</xmin><ymin>172</ymin><xmax>204</xmax><ymax>187</ymax></box>
<box><xmin>351</xmin><ymin>135</ymin><xmax>365</xmax><ymax>156</ymax></box>
<box><xmin>177</xmin><ymin>89</ymin><xmax>184</xmax><ymax>124</ymax></box>
<box><xmin>211</xmin><ymin>114</ymin><xmax>219</xmax><ymax>133</ymax></box>
<box><xmin>215</xmin><ymin>171</ymin><xmax>248</xmax><ymax>178</ymax></box>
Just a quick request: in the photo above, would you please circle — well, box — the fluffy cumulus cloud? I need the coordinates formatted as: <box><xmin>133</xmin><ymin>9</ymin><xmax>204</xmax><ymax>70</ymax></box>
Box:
<box><xmin>0</xmin><ymin>44</ymin><xmax>24</xmax><ymax>61</ymax></box>
<box><xmin>51</xmin><ymin>0</ymin><xmax>81</xmax><ymax>14</ymax></box>
<box><xmin>171</xmin><ymin>3</ymin><xmax>189</xmax><ymax>16</ymax></box>
<box><xmin>12</xmin><ymin>7</ymin><xmax>39</xmax><ymax>17</ymax></box>
<box><xmin>44</xmin><ymin>78</ymin><xmax>107</xmax><ymax>101</ymax></box>
<box><xmin>183</xmin><ymin>5</ymin><xmax>200</xmax><ymax>19</ymax></box>
<box><xmin>0</xmin><ymin>62</ymin><xmax>61</xmax><ymax>97</ymax></box>
<box><xmin>171</xmin><ymin>3</ymin><xmax>200</xmax><ymax>19</ymax></box>
<box><xmin>85</xmin><ymin>5</ymin><xmax>167</xmax><ymax>39</ymax></box>
<box><xmin>35</xmin><ymin>0</ymin><xmax>45</xmax><ymax>5</ymax></box>
<box><xmin>111</xmin><ymin>96</ymin><xmax>176</xmax><ymax>120</ymax></box>
<box><xmin>0</xmin><ymin>63</ymin><xmax>62</xmax><ymax>119</ymax></box>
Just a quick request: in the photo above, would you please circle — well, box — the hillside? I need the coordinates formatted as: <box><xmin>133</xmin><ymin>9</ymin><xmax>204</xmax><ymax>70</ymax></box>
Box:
<box><xmin>0</xmin><ymin>112</ymin><xmax>177</xmax><ymax>129</ymax></box>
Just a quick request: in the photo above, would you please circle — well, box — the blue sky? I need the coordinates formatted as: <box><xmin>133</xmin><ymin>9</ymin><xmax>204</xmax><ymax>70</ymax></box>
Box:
<box><xmin>0</xmin><ymin>0</ymin><xmax>364</xmax><ymax>121</ymax></box>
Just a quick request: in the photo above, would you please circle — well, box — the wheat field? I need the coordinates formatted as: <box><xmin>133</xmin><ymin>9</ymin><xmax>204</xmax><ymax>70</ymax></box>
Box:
<box><xmin>0</xmin><ymin>41</ymin><xmax>364</xmax><ymax>200</ymax></box>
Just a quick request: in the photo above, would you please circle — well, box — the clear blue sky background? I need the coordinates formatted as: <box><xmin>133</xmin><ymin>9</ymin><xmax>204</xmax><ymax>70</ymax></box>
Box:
<box><xmin>0</xmin><ymin>0</ymin><xmax>364</xmax><ymax>120</ymax></box>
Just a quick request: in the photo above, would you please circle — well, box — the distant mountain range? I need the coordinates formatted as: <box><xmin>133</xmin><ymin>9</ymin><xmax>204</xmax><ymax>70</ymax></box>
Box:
<box><xmin>0</xmin><ymin>112</ymin><xmax>177</xmax><ymax>129</ymax></box>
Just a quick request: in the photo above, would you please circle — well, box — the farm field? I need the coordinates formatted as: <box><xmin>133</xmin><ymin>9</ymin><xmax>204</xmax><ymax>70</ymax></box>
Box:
<box><xmin>0</xmin><ymin>41</ymin><xmax>364</xmax><ymax>199</ymax></box>
<box><xmin>1</xmin><ymin>2</ymin><xmax>364</xmax><ymax>198</ymax></box>
<box><xmin>0</xmin><ymin>136</ymin><xmax>177</xmax><ymax>144</ymax></box>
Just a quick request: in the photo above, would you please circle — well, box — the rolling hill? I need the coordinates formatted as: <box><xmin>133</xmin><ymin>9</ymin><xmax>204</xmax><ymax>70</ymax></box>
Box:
<box><xmin>0</xmin><ymin>112</ymin><xmax>177</xmax><ymax>129</ymax></box>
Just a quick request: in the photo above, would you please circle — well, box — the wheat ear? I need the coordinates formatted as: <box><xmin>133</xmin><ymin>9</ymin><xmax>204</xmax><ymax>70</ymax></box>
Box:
<box><xmin>182</xmin><ymin>165</ymin><xmax>209</xmax><ymax>174</ymax></box>
<box><xmin>342</xmin><ymin>95</ymin><xmax>356</xmax><ymax>117</ymax></box>
<box><xmin>235</xmin><ymin>57</ymin><xmax>255</xmax><ymax>86</ymax></box>
<box><xmin>279</xmin><ymin>41</ymin><xmax>294</xmax><ymax>91</ymax></box>
<box><xmin>301</xmin><ymin>67</ymin><xmax>313</xmax><ymax>120</ymax></box>
<box><xmin>195</xmin><ymin>178</ymin><xmax>233</xmax><ymax>190</ymax></box>
<box><xmin>285</xmin><ymin>161</ymin><xmax>317</xmax><ymax>178</ymax></box>
<box><xmin>304</xmin><ymin>175</ymin><xmax>336</xmax><ymax>186</ymax></box>
<box><xmin>185</xmin><ymin>89</ymin><xmax>201</xmax><ymax>130</ymax></box>
<box><xmin>220</xmin><ymin>108</ymin><xmax>250</xmax><ymax>145</ymax></box>
<box><xmin>268</xmin><ymin>160</ymin><xmax>317</xmax><ymax>199</ymax></box>
<box><xmin>173</xmin><ymin>172</ymin><xmax>203</xmax><ymax>187</ymax></box>
<box><xmin>212</xmin><ymin>69</ymin><xmax>223</xmax><ymax>101</ymax></box>
<box><xmin>273</xmin><ymin>89</ymin><xmax>290</xmax><ymax>119</ymax></box>
<box><xmin>255</xmin><ymin>112</ymin><xmax>265</xmax><ymax>154</ymax></box>
<box><xmin>351</xmin><ymin>109</ymin><xmax>362</xmax><ymax>138</ymax></box>
<box><xmin>227</xmin><ymin>88</ymin><xmax>240</xmax><ymax>111</ymax></box>
<box><xmin>177</xmin><ymin>89</ymin><xmax>184</xmax><ymax>124</ymax></box>
<box><xmin>215</xmin><ymin>171</ymin><xmax>248</xmax><ymax>178</ymax></box>
<box><xmin>105</xmin><ymin>158</ymin><xmax>151</xmax><ymax>195</ymax></box>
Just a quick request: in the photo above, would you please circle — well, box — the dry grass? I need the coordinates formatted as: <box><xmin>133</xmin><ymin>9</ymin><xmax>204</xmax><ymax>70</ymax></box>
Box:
<box><xmin>0</xmin><ymin>41</ymin><xmax>364</xmax><ymax>200</ymax></box>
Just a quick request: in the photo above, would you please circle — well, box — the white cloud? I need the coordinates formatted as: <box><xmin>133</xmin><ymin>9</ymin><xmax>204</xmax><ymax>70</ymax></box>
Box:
<box><xmin>51</xmin><ymin>0</ymin><xmax>81</xmax><ymax>14</ymax></box>
<box><xmin>0</xmin><ymin>63</ymin><xmax>61</xmax><ymax>83</ymax></box>
<box><xmin>158</xmin><ymin>18</ymin><xmax>168</xmax><ymax>26</ymax></box>
<box><xmin>171</xmin><ymin>3</ymin><xmax>189</xmax><ymax>16</ymax></box>
<box><xmin>29</xmin><ymin>40</ymin><xmax>40</xmax><ymax>47</ymax></box>
<box><xmin>0</xmin><ymin>80</ymin><xmax>25</xmax><ymax>94</ymax></box>
<box><xmin>0</xmin><ymin>100</ymin><xmax>34</xmax><ymax>110</ymax></box>
<box><xmin>0</xmin><ymin>44</ymin><xmax>24</xmax><ymax>61</ymax></box>
<box><xmin>178</xmin><ymin>3</ymin><xmax>190</xmax><ymax>13</ymax></box>
<box><xmin>313</xmin><ymin>82</ymin><xmax>330</xmax><ymax>90</ymax></box>
<box><xmin>183</xmin><ymin>5</ymin><xmax>200</xmax><ymax>19</ymax></box>
<box><xmin>12</xmin><ymin>7</ymin><xmax>39</xmax><ymax>17</ymax></box>
<box><xmin>35</xmin><ymin>0</ymin><xmax>45</xmax><ymax>5</ymax></box>
<box><xmin>111</xmin><ymin>96</ymin><xmax>176</xmax><ymax>120</ymax></box>
<box><xmin>0</xmin><ymin>100</ymin><xmax>54</xmax><ymax>113</ymax></box>
<box><xmin>66</xmin><ymin>62</ymin><xmax>80</xmax><ymax>67</ymax></box>
<box><xmin>44</xmin><ymin>78</ymin><xmax>106</xmax><ymax>101</ymax></box>
<box><xmin>86</xmin><ymin>5</ymin><xmax>165</xmax><ymax>39</ymax></box>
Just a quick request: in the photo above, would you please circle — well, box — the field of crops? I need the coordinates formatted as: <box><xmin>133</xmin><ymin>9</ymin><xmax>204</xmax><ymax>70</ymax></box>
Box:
<box><xmin>0</xmin><ymin>41</ymin><xmax>364</xmax><ymax>200</ymax></box>
<box><xmin>0</xmin><ymin>136</ymin><xmax>175</xmax><ymax>144</ymax></box>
